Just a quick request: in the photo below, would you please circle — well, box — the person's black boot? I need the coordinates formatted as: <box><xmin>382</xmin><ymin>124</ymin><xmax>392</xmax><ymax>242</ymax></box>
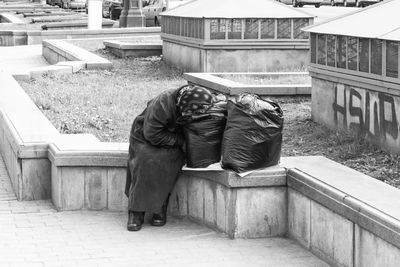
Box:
<box><xmin>127</xmin><ymin>211</ymin><xmax>144</xmax><ymax>231</ymax></box>
<box><xmin>151</xmin><ymin>195</ymin><xmax>170</xmax><ymax>227</ymax></box>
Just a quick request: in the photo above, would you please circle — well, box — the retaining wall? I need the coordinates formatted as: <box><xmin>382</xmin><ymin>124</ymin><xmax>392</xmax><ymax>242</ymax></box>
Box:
<box><xmin>1</xmin><ymin>71</ymin><xmax>400</xmax><ymax>265</ymax></box>
<box><xmin>0</xmin><ymin>27</ymin><xmax>161</xmax><ymax>46</ymax></box>
<box><xmin>163</xmin><ymin>40</ymin><xmax>309</xmax><ymax>72</ymax></box>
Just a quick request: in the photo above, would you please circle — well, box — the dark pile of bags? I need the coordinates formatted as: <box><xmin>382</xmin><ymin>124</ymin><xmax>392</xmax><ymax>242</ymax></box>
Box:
<box><xmin>182</xmin><ymin>92</ymin><xmax>284</xmax><ymax>172</ymax></box>
<box><xmin>221</xmin><ymin>94</ymin><xmax>284</xmax><ymax>173</ymax></box>
<box><xmin>181</xmin><ymin>94</ymin><xmax>227</xmax><ymax>168</ymax></box>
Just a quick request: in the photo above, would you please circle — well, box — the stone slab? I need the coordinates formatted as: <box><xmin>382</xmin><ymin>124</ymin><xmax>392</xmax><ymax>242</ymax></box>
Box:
<box><xmin>235</xmin><ymin>187</ymin><xmax>287</xmax><ymax>238</ymax></box>
<box><xmin>310</xmin><ymin>201</ymin><xmax>354</xmax><ymax>267</ymax></box>
<box><xmin>84</xmin><ymin>167</ymin><xmax>107</xmax><ymax>210</ymax></box>
<box><xmin>182</xmin><ymin>163</ymin><xmax>286</xmax><ymax>188</ymax></box>
<box><xmin>355</xmin><ymin>225</ymin><xmax>400</xmax><ymax>267</ymax></box>
<box><xmin>288</xmin><ymin>188</ymin><xmax>311</xmax><ymax>248</ymax></box>
<box><xmin>21</xmin><ymin>158</ymin><xmax>51</xmax><ymax>200</ymax></box>
<box><xmin>284</xmin><ymin>156</ymin><xmax>400</xmax><ymax>249</ymax></box>
<box><xmin>60</xmin><ymin>167</ymin><xmax>84</xmax><ymax>210</ymax></box>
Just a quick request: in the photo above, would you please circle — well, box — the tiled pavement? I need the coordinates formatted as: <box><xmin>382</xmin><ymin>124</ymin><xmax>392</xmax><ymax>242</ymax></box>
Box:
<box><xmin>0</xmin><ymin>156</ymin><xmax>329</xmax><ymax>267</ymax></box>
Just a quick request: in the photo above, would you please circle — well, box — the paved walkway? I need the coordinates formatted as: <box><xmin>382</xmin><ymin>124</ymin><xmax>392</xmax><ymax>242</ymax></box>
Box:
<box><xmin>0</xmin><ymin>160</ymin><xmax>329</xmax><ymax>267</ymax></box>
<box><xmin>0</xmin><ymin>45</ymin><xmax>50</xmax><ymax>76</ymax></box>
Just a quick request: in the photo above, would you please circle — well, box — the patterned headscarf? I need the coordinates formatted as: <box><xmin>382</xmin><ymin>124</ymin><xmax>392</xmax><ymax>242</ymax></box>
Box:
<box><xmin>176</xmin><ymin>85</ymin><xmax>213</xmax><ymax>117</ymax></box>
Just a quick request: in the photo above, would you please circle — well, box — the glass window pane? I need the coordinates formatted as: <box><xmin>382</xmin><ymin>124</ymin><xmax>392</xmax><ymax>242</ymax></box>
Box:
<box><xmin>359</xmin><ymin>38</ymin><xmax>370</xmax><ymax>73</ymax></box>
<box><xmin>327</xmin><ymin>35</ymin><xmax>336</xmax><ymax>67</ymax></box>
<box><xmin>347</xmin><ymin>37</ymin><xmax>357</xmax><ymax>70</ymax></box>
<box><xmin>244</xmin><ymin>19</ymin><xmax>258</xmax><ymax>39</ymax></box>
<box><xmin>277</xmin><ymin>19</ymin><xmax>291</xmax><ymax>39</ymax></box>
<box><xmin>371</xmin><ymin>39</ymin><xmax>382</xmax><ymax>75</ymax></box>
<box><xmin>386</xmin><ymin>41</ymin><xmax>399</xmax><ymax>78</ymax></box>
<box><xmin>228</xmin><ymin>19</ymin><xmax>242</xmax><ymax>39</ymax></box>
<box><xmin>260</xmin><ymin>19</ymin><xmax>275</xmax><ymax>39</ymax></box>
<box><xmin>317</xmin><ymin>34</ymin><xmax>326</xmax><ymax>65</ymax></box>
<box><xmin>293</xmin><ymin>19</ymin><xmax>309</xmax><ymax>39</ymax></box>
<box><xmin>336</xmin><ymin>35</ymin><xmax>346</xmax><ymax>69</ymax></box>
<box><xmin>210</xmin><ymin>19</ymin><xmax>226</xmax><ymax>40</ymax></box>
<box><xmin>310</xmin><ymin>33</ymin><xmax>316</xmax><ymax>64</ymax></box>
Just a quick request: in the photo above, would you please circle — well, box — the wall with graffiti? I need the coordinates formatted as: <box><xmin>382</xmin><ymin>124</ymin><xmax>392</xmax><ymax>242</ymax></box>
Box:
<box><xmin>312</xmin><ymin>77</ymin><xmax>400</xmax><ymax>152</ymax></box>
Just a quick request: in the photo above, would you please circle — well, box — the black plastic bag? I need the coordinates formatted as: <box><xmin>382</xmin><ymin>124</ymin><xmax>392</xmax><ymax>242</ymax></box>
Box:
<box><xmin>221</xmin><ymin>94</ymin><xmax>283</xmax><ymax>173</ymax></box>
<box><xmin>183</xmin><ymin>114</ymin><xmax>226</xmax><ymax>168</ymax></box>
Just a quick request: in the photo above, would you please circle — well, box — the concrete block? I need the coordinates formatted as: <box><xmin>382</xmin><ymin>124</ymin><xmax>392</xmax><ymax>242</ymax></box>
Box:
<box><xmin>61</xmin><ymin>167</ymin><xmax>84</xmax><ymax>210</ymax></box>
<box><xmin>310</xmin><ymin>201</ymin><xmax>354</xmax><ymax>267</ymax></box>
<box><xmin>355</xmin><ymin>225</ymin><xmax>400</xmax><ymax>267</ymax></box>
<box><xmin>21</xmin><ymin>158</ymin><xmax>51</xmax><ymax>200</ymax></box>
<box><xmin>56</xmin><ymin>61</ymin><xmax>85</xmax><ymax>73</ymax></box>
<box><xmin>204</xmin><ymin>180</ymin><xmax>216</xmax><ymax>226</ymax></box>
<box><xmin>168</xmin><ymin>174</ymin><xmax>188</xmax><ymax>217</ymax></box>
<box><xmin>84</xmin><ymin>167</ymin><xmax>107</xmax><ymax>210</ymax></box>
<box><xmin>288</xmin><ymin>188</ymin><xmax>311</xmax><ymax>248</ymax></box>
<box><xmin>187</xmin><ymin>177</ymin><xmax>204</xmax><ymax>221</ymax></box>
<box><xmin>235</xmin><ymin>187</ymin><xmax>287</xmax><ymax>238</ymax></box>
<box><xmin>107</xmin><ymin>167</ymin><xmax>128</xmax><ymax>211</ymax></box>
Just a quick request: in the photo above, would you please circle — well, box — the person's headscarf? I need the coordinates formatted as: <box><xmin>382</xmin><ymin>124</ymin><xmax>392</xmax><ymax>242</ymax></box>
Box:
<box><xmin>176</xmin><ymin>85</ymin><xmax>213</xmax><ymax>117</ymax></box>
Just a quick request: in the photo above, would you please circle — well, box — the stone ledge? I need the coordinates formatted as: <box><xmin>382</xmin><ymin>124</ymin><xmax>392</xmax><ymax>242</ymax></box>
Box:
<box><xmin>184</xmin><ymin>72</ymin><xmax>311</xmax><ymax>96</ymax></box>
<box><xmin>41</xmin><ymin>20</ymin><xmax>115</xmax><ymax>30</ymax></box>
<box><xmin>285</xmin><ymin>156</ymin><xmax>400</xmax><ymax>258</ymax></box>
<box><xmin>104</xmin><ymin>40</ymin><xmax>163</xmax><ymax>58</ymax></box>
<box><xmin>182</xmin><ymin>164</ymin><xmax>286</xmax><ymax>188</ymax></box>
<box><xmin>42</xmin><ymin>39</ymin><xmax>112</xmax><ymax>70</ymax></box>
<box><xmin>0</xmin><ymin>70</ymin><xmax>60</xmax><ymax>200</ymax></box>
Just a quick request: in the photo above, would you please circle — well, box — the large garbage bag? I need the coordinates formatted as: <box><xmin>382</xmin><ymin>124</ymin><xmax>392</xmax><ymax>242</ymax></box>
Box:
<box><xmin>183</xmin><ymin>114</ymin><xmax>226</xmax><ymax>168</ymax></box>
<box><xmin>221</xmin><ymin>94</ymin><xmax>283</xmax><ymax>173</ymax></box>
<box><xmin>180</xmin><ymin>94</ymin><xmax>227</xmax><ymax>168</ymax></box>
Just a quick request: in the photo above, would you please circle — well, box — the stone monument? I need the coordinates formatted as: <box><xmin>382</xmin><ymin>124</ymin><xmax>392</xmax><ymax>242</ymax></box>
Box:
<box><xmin>120</xmin><ymin>0</ymin><xmax>145</xmax><ymax>28</ymax></box>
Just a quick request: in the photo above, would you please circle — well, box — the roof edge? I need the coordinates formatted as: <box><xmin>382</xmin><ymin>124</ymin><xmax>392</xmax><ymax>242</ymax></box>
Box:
<box><xmin>303</xmin><ymin>0</ymin><xmax>394</xmax><ymax>33</ymax></box>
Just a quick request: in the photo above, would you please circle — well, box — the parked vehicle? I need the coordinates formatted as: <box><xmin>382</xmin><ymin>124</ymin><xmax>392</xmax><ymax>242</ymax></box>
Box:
<box><xmin>330</xmin><ymin>0</ymin><xmax>380</xmax><ymax>6</ymax></box>
<box><xmin>103</xmin><ymin>0</ymin><xmax>122</xmax><ymax>19</ymax></box>
<box><xmin>46</xmin><ymin>0</ymin><xmax>63</xmax><ymax>7</ymax></box>
<box><xmin>292</xmin><ymin>0</ymin><xmax>323</xmax><ymax>7</ymax></box>
<box><xmin>61</xmin><ymin>0</ymin><xmax>86</xmax><ymax>9</ymax></box>
<box><xmin>142</xmin><ymin>0</ymin><xmax>190</xmax><ymax>26</ymax></box>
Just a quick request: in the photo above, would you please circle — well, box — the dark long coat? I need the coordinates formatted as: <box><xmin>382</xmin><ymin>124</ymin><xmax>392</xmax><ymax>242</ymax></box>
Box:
<box><xmin>125</xmin><ymin>88</ymin><xmax>185</xmax><ymax>213</ymax></box>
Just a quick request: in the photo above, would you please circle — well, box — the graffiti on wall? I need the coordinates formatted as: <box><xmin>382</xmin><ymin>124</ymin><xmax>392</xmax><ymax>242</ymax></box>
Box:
<box><xmin>332</xmin><ymin>84</ymin><xmax>399</xmax><ymax>142</ymax></box>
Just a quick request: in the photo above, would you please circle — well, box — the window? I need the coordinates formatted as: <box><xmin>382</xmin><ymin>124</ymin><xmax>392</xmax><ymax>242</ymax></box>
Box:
<box><xmin>244</xmin><ymin>19</ymin><xmax>258</xmax><ymax>39</ymax></box>
<box><xmin>317</xmin><ymin>34</ymin><xmax>326</xmax><ymax>65</ymax></box>
<box><xmin>277</xmin><ymin>19</ymin><xmax>291</xmax><ymax>39</ymax></box>
<box><xmin>386</xmin><ymin>41</ymin><xmax>399</xmax><ymax>78</ymax></box>
<box><xmin>228</xmin><ymin>19</ymin><xmax>242</xmax><ymax>39</ymax></box>
<box><xmin>310</xmin><ymin>33</ymin><xmax>316</xmax><ymax>64</ymax></box>
<box><xmin>260</xmin><ymin>19</ymin><xmax>275</xmax><ymax>39</ymax></box>
<box><xmin>336</xmin><ymin>35</ymin><xmax>346</xmax><ymax>69</ymax></box>
<box><xmin>210</xmin><ymin>19</ymin><xmax>226</xmax><ymax>40</ymax></box>
<box><xmin>347</xmin><ymin>37</ymin><xmax>357</xmax><ymax>71</ymax></box>
<box><xmin>327</xmin><ymin>35</ymin><xmax>336</xmax><ymax>67</ymax></box>
<box><xmin>293</xmin><ymin>19</ymin><xmax>309</xmax><ymax>39</ymax></box>
<box><xmin>371</xmin><ymin>39</ymin><xmax>382</xmax><ymax>75</ymax></box>
<box><xmin>359</xmin><ymin>38</ymin><xmax>370</xmax><ymax>73</ymax></box>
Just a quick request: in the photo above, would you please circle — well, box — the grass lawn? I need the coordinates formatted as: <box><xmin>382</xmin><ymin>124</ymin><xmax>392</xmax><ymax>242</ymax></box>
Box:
<box><xmin>19</xmin><ymin>51</ymin><xmax>400</xmax><ymax>189</ymax></box>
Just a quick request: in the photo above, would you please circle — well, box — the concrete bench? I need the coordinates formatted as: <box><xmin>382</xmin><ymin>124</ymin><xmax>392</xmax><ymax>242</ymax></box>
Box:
<box><xmin>284</xmin><ymin>156</ymin><xmax>400</xmax><ymax>267</ymax></box>
<box><xmin>104</xmin><ymin>40</ymin><xmax>162</xmax><ymax>58</ymax></box>
<box><xmin>0</xmin><ymin>70</ymin><xmax>60</xmax><ymax>200</ymax></box>
<box><xmin>42</xmin><ymin>39</ymin><xmax>112</xmax><ymax>70</ymax></box>
<box><xmin>184</xmin><ymin>72</ymin><xmax>311</xmax><ymax>96</ymax></box>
